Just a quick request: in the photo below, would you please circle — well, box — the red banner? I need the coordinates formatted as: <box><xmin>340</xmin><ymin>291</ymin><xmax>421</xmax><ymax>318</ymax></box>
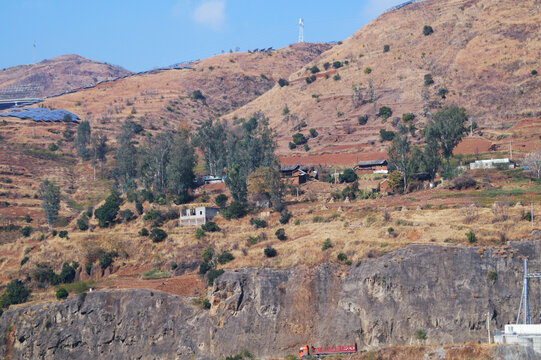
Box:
<box><xmin>313</xmin><ymin>345</ymin><xmax>356</xmax><ymax>354</ymax></box>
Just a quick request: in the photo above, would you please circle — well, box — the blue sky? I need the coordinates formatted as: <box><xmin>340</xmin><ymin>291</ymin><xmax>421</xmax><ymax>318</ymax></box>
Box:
<box><xmin>2</xmin><ymin>0</ymin><xmax>404</xmax><ymax>72</ymax></box>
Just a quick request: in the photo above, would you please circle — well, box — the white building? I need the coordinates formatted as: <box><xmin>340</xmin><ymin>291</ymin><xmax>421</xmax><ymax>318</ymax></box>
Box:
<box><xmin>179</xmin><ymin>207</ymin><xmax>219</xmax><ymax>226</ymax></box>
<box><xmin>494</xmin><ymin>324</ymin><xmax>541</xmax><ymax>355</ymax></box>
<box><xmin>469</xmin><ymin>158</ymin><xmax>515</xmax><ymax>170</ymax></box>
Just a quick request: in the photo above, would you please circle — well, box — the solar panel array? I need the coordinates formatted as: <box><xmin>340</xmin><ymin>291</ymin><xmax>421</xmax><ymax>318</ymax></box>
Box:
<box><xmin>0</xmin><ymin>107</ymin><xmax>79</xmax><ymax>122</ymax></box>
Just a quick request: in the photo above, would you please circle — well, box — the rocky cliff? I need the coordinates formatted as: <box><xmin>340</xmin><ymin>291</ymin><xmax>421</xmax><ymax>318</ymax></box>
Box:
<box><xmin>1</xmin><ymin>241</ymin><xmax>540</xmax><ymax>359</ymax></box>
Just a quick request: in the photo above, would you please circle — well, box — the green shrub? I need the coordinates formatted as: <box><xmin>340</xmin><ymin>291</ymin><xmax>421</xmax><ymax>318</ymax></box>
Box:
<box><xmin>56</xmin><ymin>287</ymin><xmax>68</xmax><ymax>300</ymax></box>
<box><xmin>358</xmin><ymin>115</ymin><xmax>368</xmax><ymax>125</ymax></box>
<box><xmin>416</xmin><ymin>329</ymin><xmax>427</xmax><ymax>340</ymax></box>
<box><xmin>207</xmin><ymin>269</ymin><xmax>224</xmax><ymax>286</ymax></box>
<box><xmin>135</xmin><ymin>201</ymin><xmax>143</xmax><ymax>215</ymax></box>
<box><xmin>99</xmin><ymin>251</ymin><xmax>118</xmax><ymax>269</ymax></box>
<box><xmin>379</xmin><ymin>129</ymin><xmax>396</xmax><ymax>141</ymax></box>
<box><xmin>340</xmin><ymin>169</ymin><xmax>358</xmax><ymax>183</ymax></box>
<box><xmin>322</xmin><ymin>239</ymin><xmax>332</xmax><ymax>250</ymax></box>
<box><xmin>77</xmin><ymin>217</ymin><xmax>89</xmax><ymax>231</ymax></box>
<box><xmin>305</xmin><ymin>75</ymin><xmax>316</xmax><ymax>84</ymax></box>
<box><xmin>139</xmin><ymin>228</ymin><xmax>149</xmax><ymax>236</ymax></box>
<box><xmin>59</xmin><ymin>230</ymin><xmax>68</xmax><ymax>239</ymax></box>
<box><xmin>150</xmin><ymin>228</ymin><xmax>167</xmax><ymax>243</ymax></box>
<box><xmin>24</xmin><ymin>214</ymin><xmax>32</xmax><ymax>223</ymax></box>
<box><xmin>202</xmin><ymin>222</ymin><xmax>220</xmax><ymax>232</ymax></box>
<box><xmin>246</xmin><ymin>236</ymin><xmax>258</xmax><ymax>246</ymax></box>
<box><xmin>48</xmin><ymin>143</ymin><xmax>59</xmax><ymax>151</ymax></box>
<box><xmin>304</xmin><ymin>144</ymin><xmax>310</xmax><ymax>152</ymax></box>
<box><xmin>487</xmin><ymin>270</ymin><xmax>497</xmax><ymax>281</ymax></box>
<box><xmin>323</xmin><ymin>62</ymin><xmax>330</xmax><ymax>70</ymax></box>
<box><xmin>378</xmin><ymin>106</ymin><xmax>392</xmax><ymax>120</ymax></box>
<box><xmin>191</xmin><ymin>90</ymin><xmax>205</xmax><ymax>101</ymax></box>
<box><xmin>218</xmin><ymin>251</ymin><xmax>234</xmax><ymax>264</ymax></box>
<box><xmin>423</xmin><ymin>25</ymin><xmax>434</xmax><ymax>36</ymax></box>
<box><xmin>438</xmin><ymin>88</ymin><xmax>449</xmax><ymax>98</ymax></box>
<box><xmin>85</xmin><ymin>262</ymin><xmax>92</xmax><ymax>275</ymax></box>
<box><xmin>466</xmin><ymin>231</ymin><xmax>476</xmax><ymax>243</ymax></box>
<box><xmin>202</xmin><ymin>298</ymin><xmax>211</xmax><ymax>309</ymax></box>
<box><xmin>532</xmin><ymin>70</ymin><xmax>538</xmax><ymax>76</ymax></box>
<box><xmin>199</xmin><ymin>261</ymin><xmax>211</xmax><ymax>275</ymax></box>
<box><xmin>264</xmin><ymin>246</ymin><xmax>277</xmax><ymax>258</ymax></box>
<box><xmin>95</xmin><ymin>192</ymin><xmax>121</xmax><ymax>228</ymax></box>
<box><xmin>21</xmin><ymin>226</ymin><xmax>33</xmax><ymax>237</ymax></box>
<box><xmin>20</xmin><ymin>256</ymin><xmax>29</xmax><ymax>266</ymax></box>
<box><xmin>309</xmin><ymin>128</ymin><xmax>318</xmax><ymax>138</ymax></box>
<box><xmin>364</xmin><ymin>67</ymin><xmax>372</xmax><ymax>74</ymax></box>
<box><xmin>279</xmin><ymin>211</ymin><xmax>291</xmax><ymax>224</ymax></box>
<box><xmin>221</xmin><ymin>201</ymin><xmax>246</xmax><ymax>220</ymax></box>
<box><xmin>215</xmin><ymin>194</ymin><xmax>228</xmax><ymax>208</ymax></box>
<box><xmin>402</xmin><ymin>113</ymin><xmax>415</xmax><ymax>122</ymax></box>
<box><xmin>337</xmin><ymin>253</ymin><xmax>348</xmax><ymax>262</ymax></box>
<box><xmin>288</xmin><ymin>142</ymin><xmax>296</xmax><ymax>150</ymax></box>
<box><xmin>52</xmin><ymin>230</ymin><xmax>57</xmax><ymax>236</ymax></box>
<box><xmin>202</xmin><ymin>247</ymin><xmax>214</xmax><ymax>262</ymax></box>
<box><xmin>387</xmin><ymin>227</ymin><xmax>394</xmax><ymax>234</ymax></box>
<box><xmin>275</xmin><ymin>228</ymin><xmax>286</xmax><ymax>241</ymax></box>
<box><xmin>250</xmin><ymin>218</ymin><xmax>267</xmax><ymax>229</ymax></box>
<box><xmin>195</xmin><ymin>228</ymin><xmax>205</xmax><ymax>239</ymax></box>
<box><xmin>313</xmin><ymin>216</ymin><xmax>324</xmax><ymax>223</ymax></box>
<box><xmin>333</xmin><ymin>74</ymin><xmax>341</xmax><ymax>81</ymax></box>
<box><xmin>424</xmin><ymin>73</ymin><xmax>434</xmax><ymax>86</ymax></box>
<box><xmin>332</xmin><ymin>61</ymin><xmax>343</xmax><ymax>69</ymax></box>
<box><xmin>59</xmin><ymin>263</ymin><xmax>76</xmax><ymax>283</ymax></box>
<box><xmin>383</xmin><ymin>44</ymin><xmax>390</xmax><ymax>53</ymax></box>
<box><xmin>278</xmin><ymin>78</ymin><xmax>289</xmax><ymax>87</ymax></box>
<box><xmin>0</xmin><ymin>280</ymin><xmax>30</xmax><ymax>308</ymax></box>
<box><xmin>292</xmin><ymin>133</ymin><xmax>307</xmax><ymax>145</ymax></box>
<box><xmin>309</xmin><ymin>66</ymin><xmax>320</xmax><ymax>74</ymax></box>
<box><xmin>120</xmin><ymin>209</ymin><xmax>134</xmax><ymax>223</ymax></box>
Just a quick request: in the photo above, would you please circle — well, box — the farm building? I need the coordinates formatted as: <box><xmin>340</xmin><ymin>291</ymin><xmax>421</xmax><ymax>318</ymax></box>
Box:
<box><xmin>354</xmin><ymin>159</ymin><xmax>388</xmax><ymax>175</ymax></box>
<box><xmin>469</xmin><ymin>158</ymin><xmax>515</xmax><ymax>170</ymax></box>
<box><xmin>179</xmin><ymin>206</ymin><xmax>219</xmax><ymax>226</ymax></box>
<box><xmin>280</xmin><ymin>165</ymin><xmax>316</xmax><ymax>185</ymax></box>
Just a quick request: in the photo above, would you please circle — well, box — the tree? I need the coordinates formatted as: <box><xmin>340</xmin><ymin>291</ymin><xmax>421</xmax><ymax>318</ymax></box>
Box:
<box><xmin>278</xmin><ymin>78</ymin><xmax>289</xmax><ymax>87</ymax></box>
<box><xmin>423</xmin><ymin>137</ymin><xmax>441</xmax><ymax>182</ymax></box>
<box><xmin>351</xmin><ymin>83</ymin><xmax>366</xmax><ymax>108</ymax></box>
<box><xmin>425</xmin><ymin>106</ymin><xmax>468</xmax><ymax>171</ymax></box>
<box><xmin>226</xmin><ymin>163</ymin><xmax>248</xmax><ymax>202</ymax></box>
<box><xmin>39</xmin><ymin>180</ymin><xmax>61</xmax><ymax>230</ymax></box>
<box><xmin>247</xmin><ymin>166</ymin><xmax>284</xmax><ymax>211</ymax></box>
<box><xmin>94</xmin><ymin>191</ymin><xmax>121</xmax><ymax>227</ymax></box>
<box><xmin>75</xmin><ymin>120</ymin><xmax>91</xmax><ymax>159</ymax></box>
<box><xmin>0</xmin><ymin>280</ymin><xmax>30</xmax><ymax>308</ymax></box>
<box><xmin>292</xmin><ymin>133</ymin><xmax>307</xmax><ymax>145</ymax></box>
<box><xmin>340</xmin><ymin>169</ymin><xmax>358</xmax><ymax>183</ymax></box>
<box><xmin>167</xmin><ymin>132</ymin><xmax>196</xmax><ymax>201</ymax></box>
<box><xmin>387</xmin><ymin>131</ymin><xmax>411</xmax><ymax>192</ymax></box>
<box><xmin>150</xmin><ymin>228</ymin><xmax>167</xmax><ymax>243</ymax></box>
<box><xmin>91</xmin><ymin>132</ymin><xmax>107</xmax><ymax>180</ymax></box>
<box><xmin>524</xmin><ymin>151</ymin><xmax>541</xmax><ymax>179</ymax></box>
<box><xmin>144</xmin><ymin>132</ymin><xmax>172</xmax><ymax>195</ymax></box>
<box><xmin>215</xmin><ymin>194</ymin><xmax>228</xmax><ymax>208</ymax></box>
<box><xmin>193</xmin><ymin>119</ymin><xmax>228</xmax><ymax>176</ymax></box>
<box><xmin>114</xmin><ymin>120</ymin><xmax>138</xmax><ymax>193</ymax></box>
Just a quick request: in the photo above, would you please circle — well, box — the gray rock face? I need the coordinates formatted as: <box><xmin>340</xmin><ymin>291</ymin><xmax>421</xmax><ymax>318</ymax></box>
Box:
<box><xmin>1</xmin><ymin>242</ymin><xmax>540</xmax><ymax>359</ymax></box>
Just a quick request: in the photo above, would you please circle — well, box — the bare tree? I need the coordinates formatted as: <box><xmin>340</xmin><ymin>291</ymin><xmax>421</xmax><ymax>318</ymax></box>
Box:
<box><xmin>524</xmin><ymin>150</ymin><xmax>541</xmax><ymax>179</ymax></box>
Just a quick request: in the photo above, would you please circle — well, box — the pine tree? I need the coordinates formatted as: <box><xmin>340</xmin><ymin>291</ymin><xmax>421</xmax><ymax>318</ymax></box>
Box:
<box><xmin>75</xmin><ymin>120</ymin><xmax>91</xmax><ymax>159</ymax></box>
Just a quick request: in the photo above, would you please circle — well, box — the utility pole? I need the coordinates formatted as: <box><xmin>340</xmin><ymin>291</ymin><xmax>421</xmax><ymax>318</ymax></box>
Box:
<box><xmin>532</xmin><ymin>203</ymin><xmax>534</xmax><ymax>228</ymax></box>
<box><xmin>486</xmin><ymin>312</ymin><xmax>491</xmax><ymax>344</ymax></box>
<box><xmin>510</xmin><ymin>141</ymin><xmax>513</xmax><ymax>160</ymax></box>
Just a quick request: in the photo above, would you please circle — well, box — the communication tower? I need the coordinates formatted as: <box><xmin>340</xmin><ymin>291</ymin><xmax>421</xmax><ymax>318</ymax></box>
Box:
<box><xmin>298</xmin><ymin>18</ymin><xmax>304</xmax><ymax>43</ymax></box>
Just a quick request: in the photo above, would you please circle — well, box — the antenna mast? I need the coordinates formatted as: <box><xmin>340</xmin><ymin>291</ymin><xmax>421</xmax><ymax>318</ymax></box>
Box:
<box><xmin>33</xmin><ymin>40</ymin><xmax>36</xmax><ymax>64</ymax></box>
<box><xmin>298</xmin><ymin>18</ymin><xmax>304</xmax><ymax>43</ymax></box>
<box><xmin>516</xmin><ymin>258</ymin><xmax>541</xmax><ymax>324</ymax></box>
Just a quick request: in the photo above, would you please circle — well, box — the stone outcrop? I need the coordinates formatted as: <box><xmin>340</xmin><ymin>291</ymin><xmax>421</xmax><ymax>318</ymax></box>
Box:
<box><xmin>1</xmin><ymin>241</ymin><xmax>540</xmax><ymax>359</ymax></box>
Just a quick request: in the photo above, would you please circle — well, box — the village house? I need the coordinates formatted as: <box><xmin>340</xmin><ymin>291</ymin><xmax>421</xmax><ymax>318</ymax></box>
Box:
<box><xmin>280</xmin><ymin>165</ymin><xmax>316</xmax><ymax>185</ymax></box>
<box><xmin>179</xmin><ymin>206</ymin><xmax>219</xmax><ymax>226</ymax></box>
<box><xmin>353</xmin><ymin>159</ymin><xmax>388</xmax><ymax>175</ymax></box>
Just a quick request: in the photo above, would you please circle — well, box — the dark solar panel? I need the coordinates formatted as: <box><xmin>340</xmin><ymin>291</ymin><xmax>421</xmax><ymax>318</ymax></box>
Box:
<box><xmin>0</xmin><ymin>108</ymin><xmax>79</xmax><ymax>122</ymax></box>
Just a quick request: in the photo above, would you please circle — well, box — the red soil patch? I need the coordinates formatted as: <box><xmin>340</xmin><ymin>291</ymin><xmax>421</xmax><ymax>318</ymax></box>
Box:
<box><xmin>280</xmin><ymin>151</ymin><xmax>387</xmax><ymax>166</ymax></box>
<box><xmin>106</xmin><ymin>273</ymin><xmax>206</xmax><ymax>298</ymax></box>
<box><xmin>454</xmin><ymin>137</ymin><xmax>492</xmax><ymax>155</ymax></box>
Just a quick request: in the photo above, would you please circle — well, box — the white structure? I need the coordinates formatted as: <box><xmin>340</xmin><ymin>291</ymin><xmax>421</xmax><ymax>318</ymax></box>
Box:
<box><xmin>470</xmin><ymin>158</ymin><xmax>515</xmax><ymax>170</ymax></box>
<box><xmin>298</xmin><ymin>18</ymin><xmax>304</xmax><ymax>43</ymax></box>
<box><xmin>494</xmin><ymin>324</ymin><xmax>541</xmax><ymax>354</ymax></box>
<box><xmin>179</xmin><ymin>207</ymin><xmax>219</xmax><ymax>226</ymax></box>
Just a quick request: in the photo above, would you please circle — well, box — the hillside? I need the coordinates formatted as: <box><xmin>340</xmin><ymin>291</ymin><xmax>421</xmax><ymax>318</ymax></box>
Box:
<box><xmin>41</xmin><ymin>43</ymin><xmax>332</xmax><ymax>136</ymax></box>
<box><xmin>0</xmin><ymin>54</ymin><xmax>132</xmax><ymax>99</ymax></box>
<box><xmin>228</xmin><ymin>0</ymin><xmax>541</xmax><ymax>159</ymax></box>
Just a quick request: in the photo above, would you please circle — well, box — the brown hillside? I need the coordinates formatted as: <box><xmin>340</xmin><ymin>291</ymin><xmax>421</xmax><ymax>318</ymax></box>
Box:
<box><xmin>227</xmin><ymin>0</ymin><xmax>541</xmax><ymax>157</ymax></box>
<box><xmin>0</xmin><ymin>54</ymin><xmax>131</xmax><ymax>99</ymax></box>
<box><xmin>41</xmin><ymin>43</ymin><xmax>332</xmax><ymax>136</ymax></box>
